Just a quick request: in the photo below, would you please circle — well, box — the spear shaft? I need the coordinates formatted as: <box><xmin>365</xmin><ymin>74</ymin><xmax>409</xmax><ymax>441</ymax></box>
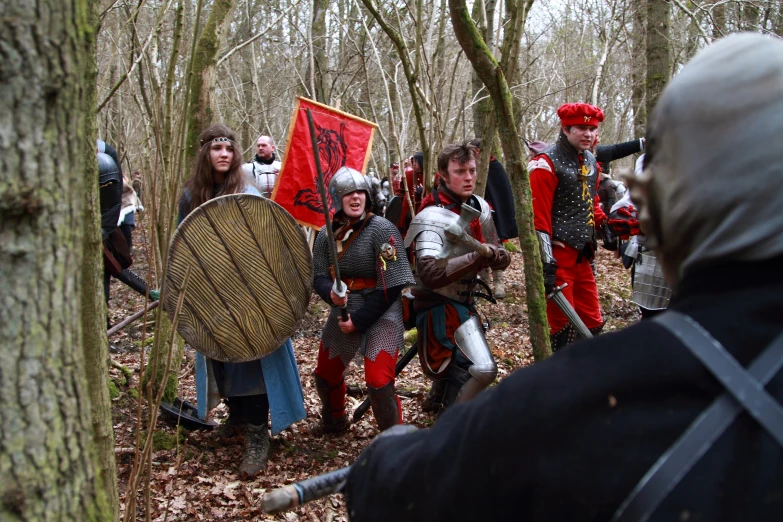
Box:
<box><xmin>306</xmin><ymin>108</ymin><xmax>348</xmax><ymax>321</ymax></box>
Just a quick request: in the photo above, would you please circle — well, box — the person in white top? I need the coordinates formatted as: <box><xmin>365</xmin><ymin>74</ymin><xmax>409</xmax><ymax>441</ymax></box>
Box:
<box><xmin>242</xmin><ymin>135</ymin><xmax>281</xmax><ymax>197</ymax></box>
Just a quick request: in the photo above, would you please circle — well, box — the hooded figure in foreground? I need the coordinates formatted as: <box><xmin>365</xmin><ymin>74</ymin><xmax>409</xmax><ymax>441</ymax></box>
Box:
<box><xmin>343</xmin><ymin>33</ymin><xmax>783</xmax><ymax>522</ymax></box>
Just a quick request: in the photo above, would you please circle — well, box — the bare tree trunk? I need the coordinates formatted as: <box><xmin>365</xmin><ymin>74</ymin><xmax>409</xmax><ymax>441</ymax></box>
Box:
<box><xmin>185</xmin><ymin>0</ymin><xmax>239</xmax><ymax>162</ymax></box>
<box><xmin>311</xmin><ymin>0</ymin><xmax>330</xmax><ymax>103</ymax></box>
<box><xmin>82</xmin><ymin>0</ymin><xmax>120</xmax><ymax>519</ymax></box>
<box><xmin>646</xmin><ymin>0</ymin><xmax>670</xmax><ymax>117</ymax></box>
<box><xmin>741</xmin><ymin>2</ymin><xmax>760</xmax><ymax>32</ymax></box>
<box><xmin>775</xmin><ymin>3</ymin><xmax>783</xmax><ymax>38</ymax></box>
<box><xmin>632</xmin><ymin>0</ymin><xmax>647</xmax><ymax>137</ymax></box>
<box><xmin>449</xmin><ymin>0</ymin><xmax>551</xmax><ymax>361</ymax></box>
<box><xmin>0</xmin><ymin>0</ymin><xmax>112</xmax><ymax>519</ymax></box>
<box><xmin>591</xmin><ymin>28</ymin><xmax>610</xmax><ymax>106</ymax></box>
<box><xmin>238</xmin><ymin>3</ymin><xmax>256</xmax><ymax>149</ymax></box>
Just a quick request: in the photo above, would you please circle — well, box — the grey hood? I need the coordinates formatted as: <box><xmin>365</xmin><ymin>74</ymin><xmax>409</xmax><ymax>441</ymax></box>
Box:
<box><xmin>632</xmin><ymin>33</ymin><xmax>783</xmax><ymax>287</ymax></box>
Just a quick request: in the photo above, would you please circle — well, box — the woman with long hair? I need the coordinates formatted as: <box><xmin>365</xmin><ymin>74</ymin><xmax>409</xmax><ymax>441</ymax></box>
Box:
<box><xmin>177</xmin><ymin>124</ymin><xmax>306</xmax><ymax>478</ymax></box>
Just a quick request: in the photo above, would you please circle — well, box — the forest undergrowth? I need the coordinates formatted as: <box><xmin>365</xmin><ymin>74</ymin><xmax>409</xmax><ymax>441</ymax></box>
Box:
<box><xmin>108</xmin><ymin>224</ymin><xmax>639</xmax><ymax>521</ymax></box>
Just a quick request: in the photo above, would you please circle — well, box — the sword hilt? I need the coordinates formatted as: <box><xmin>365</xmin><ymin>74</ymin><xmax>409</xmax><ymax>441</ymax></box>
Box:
<box><xmin>262</xmin><ymin>467</ymin><xmax>351</xmax><ymax>514</ymax></box>
<box><xmin>332</xmin><ymin>280</ymin><xmax>349</xmax><ymax>321</ymax></box>
<box><xmin>546</xmin><ymin>283</ymin><xmax>569</xmax><ymax>299</ymax></box>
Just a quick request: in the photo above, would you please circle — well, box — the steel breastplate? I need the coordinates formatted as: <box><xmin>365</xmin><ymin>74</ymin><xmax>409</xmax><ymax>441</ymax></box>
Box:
<box><xmin>250</xmin><ymin>161</ymin><xmax>280</xmax><ymax>197</ymax></box>
<box><xmin>406</xmin><ymin>205</ymin><xmax>480</xmax><ymax>303</ymax></box>
<box><xmin>543</xmin><ymin>143</ymin><xmax>599</xmax><ymax>251</ymax></box>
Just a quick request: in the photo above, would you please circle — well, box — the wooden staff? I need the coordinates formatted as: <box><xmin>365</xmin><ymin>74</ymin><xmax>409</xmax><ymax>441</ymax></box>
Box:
<box><xmin>107</xmin><ymin>300</ymin><xmax>159</xmax><ymax>337</ymax></box>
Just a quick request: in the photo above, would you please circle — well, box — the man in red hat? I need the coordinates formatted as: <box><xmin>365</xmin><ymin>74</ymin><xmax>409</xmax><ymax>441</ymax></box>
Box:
<box><xmin>528</xmin><ymin>102</ymin><xmax>608</xmax><ymax>350</ymax></box>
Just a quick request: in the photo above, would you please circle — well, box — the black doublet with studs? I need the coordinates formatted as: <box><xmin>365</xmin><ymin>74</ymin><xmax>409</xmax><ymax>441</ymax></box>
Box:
<box><xmin>541</xmin><ymin>136</ymin><xmax>599</xmax><ymax>252</ymax></box>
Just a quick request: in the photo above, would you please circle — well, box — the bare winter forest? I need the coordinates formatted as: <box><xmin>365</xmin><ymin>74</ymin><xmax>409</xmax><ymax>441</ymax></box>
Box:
<box><xmin>2</xmin><ymin>0</ymin><xmax>782</xmax><ymax>520</ymax></box>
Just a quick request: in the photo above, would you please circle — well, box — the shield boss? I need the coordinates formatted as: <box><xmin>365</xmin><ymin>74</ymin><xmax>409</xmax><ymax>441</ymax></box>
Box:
<box><xmin>165</xmin><ymin>194</ymin><xmax>313</xmax><ymax>362</ymax></box>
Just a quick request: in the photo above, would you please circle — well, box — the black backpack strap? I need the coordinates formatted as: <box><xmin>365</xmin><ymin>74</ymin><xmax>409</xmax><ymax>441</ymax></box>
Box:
<box><xmin>613</xmin><ymin>311</ymin><xmax>783</xmax><ymax>522</ymax></box>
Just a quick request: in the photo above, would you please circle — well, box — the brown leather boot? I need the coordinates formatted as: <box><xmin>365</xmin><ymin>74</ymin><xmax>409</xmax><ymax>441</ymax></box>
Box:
<box><xmin>310</xmin><ymin>375</ymin><xmax>350</xmax><ymax>435</ymax></box>
<box><xmin>368</xmin><ymin>382</ymin><xmax>401</xmax><ymax>432</ymax></box>
<box><xmin>239</xmin><ymin>423</ymin><xmax>270</xmax><ymax>479</ymax></box>
<box><xmin>438</xmin><ymin>365</ymin><xmax>471</xmax><ymax>415</ymax></box>
<box><xmin>421</xmin><ymin>377</ymin><xmax>448</xmax><ymax>414</ymax></box>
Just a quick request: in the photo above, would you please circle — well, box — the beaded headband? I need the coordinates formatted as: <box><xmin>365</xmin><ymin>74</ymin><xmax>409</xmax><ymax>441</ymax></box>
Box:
<box><xmin>200</xmin><ymin>136</ymin><xmax>236</xmax><ymax>146</ymax></box>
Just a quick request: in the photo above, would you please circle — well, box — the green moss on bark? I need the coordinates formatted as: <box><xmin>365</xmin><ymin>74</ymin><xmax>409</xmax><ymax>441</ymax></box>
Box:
<box><xmin>186</xmin><ymin>0</ymin><xmax>238</xmax><ymax>162</ymax></box>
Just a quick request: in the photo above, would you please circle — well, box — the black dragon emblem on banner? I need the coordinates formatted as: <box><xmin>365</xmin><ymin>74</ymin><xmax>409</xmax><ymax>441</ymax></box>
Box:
<box><xmin>294</xmin><ymin>122</ymin><xmax>348</xmax><ymax>213</ymax></box>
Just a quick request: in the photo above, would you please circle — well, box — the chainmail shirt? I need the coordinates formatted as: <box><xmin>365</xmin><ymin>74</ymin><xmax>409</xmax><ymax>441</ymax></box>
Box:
<box><xmin>314</xmin><ymin>216</ymin><xmax>415</xmax><ymax>365</ymax></box>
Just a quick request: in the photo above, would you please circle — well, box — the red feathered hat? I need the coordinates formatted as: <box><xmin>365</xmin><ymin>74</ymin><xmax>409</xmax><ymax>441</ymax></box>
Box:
<box><xmin>557</xmin><ymin>103</ymin><xmax>605</xmax><ymax>127</ymax></box>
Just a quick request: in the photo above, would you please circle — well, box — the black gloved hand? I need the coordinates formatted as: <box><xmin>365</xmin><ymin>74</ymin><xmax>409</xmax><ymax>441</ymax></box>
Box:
<box><xmin>543</xmin><ymin>262</ymin><xmax>557</xmax><ymax>294</ymax></box>
<box><xmin>601</xmin><ymin>223</ymin><xmax>618</xmax><ymax>251</ymax></box>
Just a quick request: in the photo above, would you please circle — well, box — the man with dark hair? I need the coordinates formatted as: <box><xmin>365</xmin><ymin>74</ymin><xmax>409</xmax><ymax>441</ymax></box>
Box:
<box><xmin>404</xmin><ymin>141</ymin><xmax>511</xmax><ymax>414</ymax></box>
<box><xmin>344</xmin><ymin>33</ymin><xmax>783</xmax><ymax>522</ymax></box>
<box><xmin>468</xmin><ymin>138</ymin><xmax>518</xmax><ymax>298</ymax></box>
<box><xmin>528</xmin><ymin>103</ymin><xmax>608</xmax><ymax>350</ymax></box>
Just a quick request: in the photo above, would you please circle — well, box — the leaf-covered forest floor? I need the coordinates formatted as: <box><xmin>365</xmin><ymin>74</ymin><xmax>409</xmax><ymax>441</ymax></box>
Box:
<box><xmin>108</xmin><ymin>225</ymin><xmax>639</xmax><ymax>521</ymax></box>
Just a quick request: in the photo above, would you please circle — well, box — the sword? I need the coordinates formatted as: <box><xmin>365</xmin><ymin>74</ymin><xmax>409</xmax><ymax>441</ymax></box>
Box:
<box><xmin>306</xmin><ymin>108</ymin><xmax>348</xmax><ymax>321</ymax></box>
<box><xmin>546</xmin><ymin>283</ymin><xmax>593</xmax><ymax>339</ymax></box>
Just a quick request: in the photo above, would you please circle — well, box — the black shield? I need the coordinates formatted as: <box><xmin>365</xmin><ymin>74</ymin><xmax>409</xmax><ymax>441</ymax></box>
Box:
<box><xmin>385</xmin><ymin>195</ymin><xmax>403</xmax><ymax>226</ymax></box>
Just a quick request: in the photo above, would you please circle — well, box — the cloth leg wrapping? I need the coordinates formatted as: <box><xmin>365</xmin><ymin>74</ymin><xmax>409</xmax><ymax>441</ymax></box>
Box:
<box><xmin>365</xmin><ymin>350</ymin><xmax>402</xmax><ymax>430</ymax></box>
<box><xmin>314</xmin><ymin>342</ymin><xmax>348</xmax><ymax>417</ymax></box>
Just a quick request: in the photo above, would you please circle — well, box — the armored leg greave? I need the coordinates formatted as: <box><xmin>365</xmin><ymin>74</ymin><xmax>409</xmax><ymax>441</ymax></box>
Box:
<box><xmin>367</xmin><ymin>382</ymin><xmax>401</xmax><ymax>432</ymax></box>
<box><xmin>452</xmin><ymin>316</ymin><xmax>498</xmax><ymax>405</ymax></box>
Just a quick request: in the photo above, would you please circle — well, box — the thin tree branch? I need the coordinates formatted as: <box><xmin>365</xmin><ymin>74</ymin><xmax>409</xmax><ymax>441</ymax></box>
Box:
<box><xmin>669</xmin><ymin>0</ymin><xmax>713</xmax><ymax>44</ymax></box>
<box><xmin>217</xmin><ymin>1</ymin><xmax>302</xmax><ymax>67</ymax></box>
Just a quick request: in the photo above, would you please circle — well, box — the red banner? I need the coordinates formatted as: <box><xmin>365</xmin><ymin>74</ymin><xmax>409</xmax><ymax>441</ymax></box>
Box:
<box><xmin>272</xmin><ymin>98</ymin><xmax>377</xmax><ymax>229</ymax></box>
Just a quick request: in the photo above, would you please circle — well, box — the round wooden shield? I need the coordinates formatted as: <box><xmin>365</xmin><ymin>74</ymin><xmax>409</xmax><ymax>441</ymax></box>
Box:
<box><xmin>164</xmin><ymin>194</ymin><xmax>313</xmax><ymax>362</ymax></box>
